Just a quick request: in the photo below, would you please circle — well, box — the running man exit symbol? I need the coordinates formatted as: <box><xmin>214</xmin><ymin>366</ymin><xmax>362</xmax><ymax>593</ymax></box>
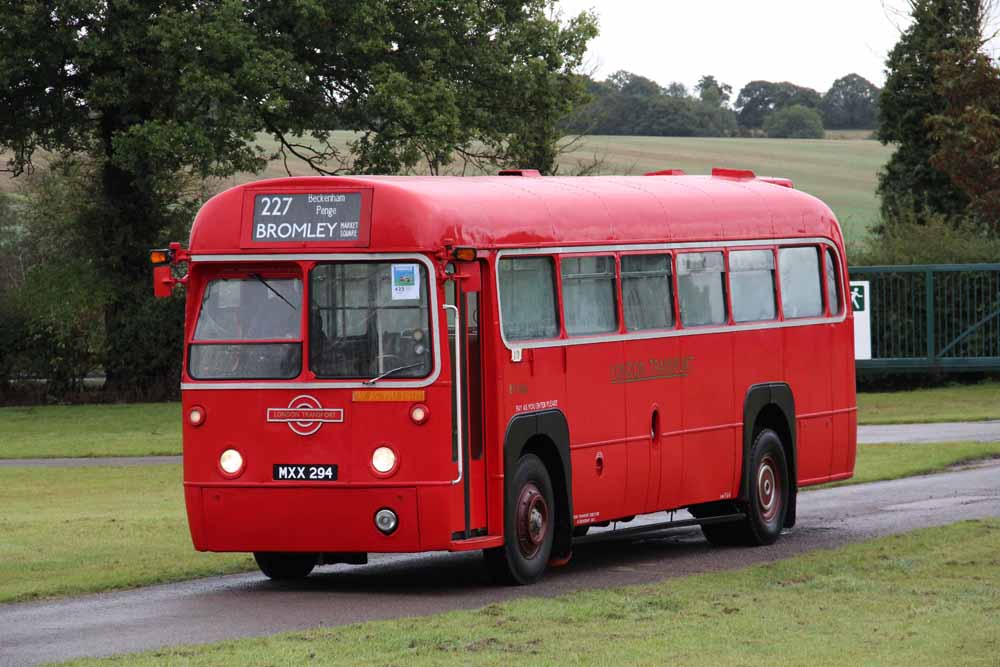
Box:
<box><xmin>851</xmin><ymin>284</ymin><xmax>866</xmax><ymax>311</ymax></box>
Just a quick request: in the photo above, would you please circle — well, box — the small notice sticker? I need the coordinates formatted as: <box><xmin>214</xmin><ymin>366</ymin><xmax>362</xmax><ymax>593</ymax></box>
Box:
<box><xmin>391</xmin><ymin>264</ymin><xmax>420</xmax><ymax>300</ymax></box>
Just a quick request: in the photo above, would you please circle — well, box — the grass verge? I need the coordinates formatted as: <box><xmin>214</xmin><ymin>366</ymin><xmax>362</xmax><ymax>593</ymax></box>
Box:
<box><xmin>825</xmin><ymin>440</ymin><xmax>1000</xmax><ymax>488</ymax></box>
<box><xmin>857</xmin><ymin>380</ymin><xmax>1000</xmax><ymax>425</ymax></box>
<box><xmin>0</xmin><ymin>465</ymin><xmax>251</xmax><ymax>603</ymax></box>
<box><xmin>3</xmin><ymin>442</ymin><xmax>998</xmax><ymax>605</ymax></box>
<box><xmin>63</xmin><ymin>519</ymin><xmax>1000</xmax><ymax>666</ymax></box>
<box><xmin>0</xmin><ymin>403</ymin><xmax>180</xmax><ymax>458</ymax></box>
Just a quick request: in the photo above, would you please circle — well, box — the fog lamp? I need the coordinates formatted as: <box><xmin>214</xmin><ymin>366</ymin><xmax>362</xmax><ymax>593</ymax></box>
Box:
<box><xmin>371</xmin><ymin>446</ymin><xmax>397</xmax><ymax>475</ymax></box>
<box><xmin>219</xmin><ymin>449</ymin><xmax>244</xmax><ymax>476</ymax></box>
<box><xmin>375</xmin><ymin>508</ymin><xmax>398</xmax><ymax>535</ymax></box>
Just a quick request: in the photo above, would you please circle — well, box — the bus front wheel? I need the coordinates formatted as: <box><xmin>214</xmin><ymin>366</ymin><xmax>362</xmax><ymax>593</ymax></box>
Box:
<box><xmin>484</xmin><ymin>453</ymin><xmax>555</xmax><ymax>585</ymax></box>
<box><xmin>253</xmin><ymin>552</ymin><xmax>317</xmax><ymax>580</ymax></box>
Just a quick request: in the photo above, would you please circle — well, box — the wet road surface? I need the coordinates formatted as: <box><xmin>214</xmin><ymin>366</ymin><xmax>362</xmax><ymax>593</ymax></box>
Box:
<box><xmin>858</xmin><ymin>420</ymin><xmax>1000</xmax><ymax>444</ymax></box>
<box><xmin>2</xmin><ymin>461</ymin><xmax>998</xmax><ymax>666</ymax></box>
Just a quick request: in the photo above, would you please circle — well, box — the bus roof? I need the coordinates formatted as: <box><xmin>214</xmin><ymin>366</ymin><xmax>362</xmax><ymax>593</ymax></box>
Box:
<box><xmin>188</xmin><ymin>172</ymin><xmax>844</xmax><ymax>255</ymax></box>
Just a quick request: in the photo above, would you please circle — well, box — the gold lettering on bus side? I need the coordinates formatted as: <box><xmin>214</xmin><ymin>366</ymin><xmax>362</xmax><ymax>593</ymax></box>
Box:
<box><xmin>352</xmin><ymin>390</ymin><xmax>427</xmax><ymax>402</ymax></box>
<box><xmin>609</xmin><ymin>355</ymin><xmax>695</xmax><ymax>384</ymax></box>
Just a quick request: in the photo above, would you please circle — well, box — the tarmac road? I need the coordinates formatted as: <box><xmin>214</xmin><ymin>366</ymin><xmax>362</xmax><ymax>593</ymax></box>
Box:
<box><xmin>2</xmin><ymin>461</ymin><xmax>998</xmax><ymax>666</ymax></box>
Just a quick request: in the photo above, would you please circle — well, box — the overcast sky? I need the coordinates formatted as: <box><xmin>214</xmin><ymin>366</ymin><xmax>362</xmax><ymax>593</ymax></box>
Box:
<box><xmin>556</xmin><ymin>1</ymin><xmax>995</xmax><ymax>96</ymax></box>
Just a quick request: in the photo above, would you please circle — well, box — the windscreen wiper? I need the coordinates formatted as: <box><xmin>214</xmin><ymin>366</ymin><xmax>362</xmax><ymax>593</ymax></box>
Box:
<box><xmin>250</xmin><ymin>273</ymin><xmax>297</xmax><ymax>311</ymax></box>
<box><xmin>363</xmin><ymin>361</ymin><xmax>424</xmax><ymax>385</ymax></box>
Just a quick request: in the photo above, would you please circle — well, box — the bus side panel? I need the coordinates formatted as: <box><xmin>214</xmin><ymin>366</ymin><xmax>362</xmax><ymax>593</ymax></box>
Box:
<box><xmin>731</xmin><ymin>327</ymin><xmax>784</xmax><ymax>495</ymax></box>
<box><xmin>680</xmin><ymin>333</ymin><xmax>736</xmax><ymax>505</ymax></box>
<box><xmin>831</xmin><ymin>318</ymin><xmax>857</xmax><ymax>477</ymax></box>
<box><xmin>623</xmin><ymin>336</ymin><xmax>683</xmax><ymax>515</ymax></box>
<box><xmin>566</xmin><ymin>341</ymin><xmax>627</xmax><ymax>525</ymax></box>
<box><xmin>784</xmin><ymin>326</ymin><xmax>834</xmax><ymax>484</ymax></box>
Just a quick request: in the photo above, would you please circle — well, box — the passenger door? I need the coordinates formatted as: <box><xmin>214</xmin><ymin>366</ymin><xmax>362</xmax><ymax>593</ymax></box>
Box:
<box><xmin>446</xmin><ymin>261</ymin><xmax>488</xmax><ymax>537</ymax></box>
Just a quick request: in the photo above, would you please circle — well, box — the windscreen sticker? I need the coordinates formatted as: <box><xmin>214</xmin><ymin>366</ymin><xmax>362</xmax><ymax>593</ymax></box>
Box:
<box><xmin>391</xmin><ymin>264</ymin><xmax>420</xmax><ymax>300</ymax></box>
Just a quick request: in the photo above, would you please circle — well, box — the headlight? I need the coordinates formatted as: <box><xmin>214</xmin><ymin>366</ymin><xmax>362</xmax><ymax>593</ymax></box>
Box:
<box><xmin>219</xmin><ymin>449</ymin><xmax>244</xmax><ymax>476</ymax></box>
<box><xmin>371</xmin><ymin>446</ymin><xmax>397</xmax><ymax>475</ymax></box>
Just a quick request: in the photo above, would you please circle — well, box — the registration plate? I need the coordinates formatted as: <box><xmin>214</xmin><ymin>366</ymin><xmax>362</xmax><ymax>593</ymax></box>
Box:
<box><xmin>273</xmin><ymin>464</ymin><xmax>339</xmax><ymax>481</ymax></box>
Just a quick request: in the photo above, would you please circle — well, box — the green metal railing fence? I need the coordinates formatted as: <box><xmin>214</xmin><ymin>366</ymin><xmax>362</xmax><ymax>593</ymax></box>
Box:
<box><xmin>849</xmin><ymin>263</ymin><xmax>1000</xmax><ymax>372</ymax></box>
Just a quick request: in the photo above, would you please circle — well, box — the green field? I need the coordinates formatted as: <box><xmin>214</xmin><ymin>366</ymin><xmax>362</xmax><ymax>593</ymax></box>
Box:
<box><xmin>0</xmin><ymin>403</ymin><xmax>181</xmax><ymax>459</ymax></box>
<box><xmin>0</xmin><ymin>464</ymin><xmax>250</xmax><ymax>603</ymax></box>
<box><xmin>213</xmin><ymin>132</ymin><xmax>890</xmax><ymax>245</ymax></box>
<box><xmin>1</xmin><ymin>132</ymin><xmax>883</xmax><ymax>246</ymax></box>
<box><xmin>64</xmin><ymin>519</ymin><xmax>1000</xmax><ymax>667</ymax></box>
<box><xmin>3</xmin><ymin>441</ymin><xmax>997</xmax><ymax>604</ymax></box>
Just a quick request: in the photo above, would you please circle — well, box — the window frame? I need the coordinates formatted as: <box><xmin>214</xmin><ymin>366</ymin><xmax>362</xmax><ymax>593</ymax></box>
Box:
<box><xmin>675</xmin><ymin>249</ymin><xmax>729</xmax><ymax>329</ymax></box>
<box><xmin>187</xmin><ymin>265</ymin><xmax>306</xmax><ymax>381</ymax></box>
<box><xmin>557</xmin><ymin>252</ymin><xmax>622</xmax><ymax>338</ymax></box>
<box><xmin>497</xmin><ymin>254</ymin><xmax>562</xmax><ymax>342</ymax></box>
<box><xmin>726</xmin><ymin>246</ymin><xmax>779</xmax><ymax>324</ymax></box>
<box><xmin>307</xmin><ymin>259</ymin><xmax>435</xmax><ymax>381</ymax></box>
<box><xmin>492</xmin><ymin>238</ymin><xmax>846</xmax><ymax>353</ymax></box>
<box><xmin>776</xmin><ymin>244</ymin><xmax>825</xmax><ymax>321</ymax></box>
<box><xmin>183</xmin><ymin>253</ymin><xmax>442</xmax><ymax>388</ymax></box>
<box><xmin>620</xmin><ymin>250</ymin><xmax>678</xmax><ymax>333</ymax></box>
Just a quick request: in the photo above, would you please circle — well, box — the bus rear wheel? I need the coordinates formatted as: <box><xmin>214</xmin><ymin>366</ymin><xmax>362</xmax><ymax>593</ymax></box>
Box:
<box><xmin>253</xmin><ymin>552</ymin><xmax>317</xmax><ymax>580</ymax></box>
<box><xmin>699</xmin><ymin>428</ymin><xmax>788</xmax><ymax>547</ymax></box>
<box><xmin>484</xmin><ymin>453</ymin><xmax>555</xmax><ymax>585</ymax></box>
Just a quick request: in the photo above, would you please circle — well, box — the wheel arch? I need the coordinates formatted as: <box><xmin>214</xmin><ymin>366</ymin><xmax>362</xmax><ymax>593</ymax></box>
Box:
<box><xmin>502</xmin><ymin>409</ymin><xmax>573</xmax><ymax>559</ymax></box>
<box><xmin>742</xmin><ymin>383</ymin><xmax>797</xmax><ymax>528</ymax></box>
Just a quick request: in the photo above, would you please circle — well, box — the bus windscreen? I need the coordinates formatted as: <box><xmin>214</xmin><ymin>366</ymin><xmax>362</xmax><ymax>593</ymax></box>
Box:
<box><xmin>188</xmin><ymin>277</ymin><xmax>302</xmax><ymax>380</ymax></box>
<box><xmin>309</xmin><ymin>262</ymin><xmax>431</xmax><ymax>380</ymax></box>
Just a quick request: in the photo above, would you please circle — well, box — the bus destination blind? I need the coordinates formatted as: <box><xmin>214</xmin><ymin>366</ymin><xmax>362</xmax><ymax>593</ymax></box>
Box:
<box><xmin>252</xmin><ymin>193</ymin><xmax>362</xmax><ymax>242</ymax></box>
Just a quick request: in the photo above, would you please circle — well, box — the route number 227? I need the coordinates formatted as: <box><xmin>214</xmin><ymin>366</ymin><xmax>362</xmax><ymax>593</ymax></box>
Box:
<box><xmin>259</xmin><ymin>196</ymin><xmax>293</xmax><ymax>216</ymax></box>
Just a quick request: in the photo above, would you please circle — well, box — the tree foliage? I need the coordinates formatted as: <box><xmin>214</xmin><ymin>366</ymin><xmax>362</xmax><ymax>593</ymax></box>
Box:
<box><xmin>734</xmin><ymin>80</ymin><xmax>822</xmax><ymax>129</ymax></box>
<box><xmin>927</xmin><ymin>39</ymin><xmax>1000</xmax><ymax>233</ymax></box>
<box><xmin>821</xmin><ymin>74</ymin><xmax>881</xmax><ymax>130</ymax></box>
<box><xmin>562</xmin><ymin>71</ymin><xmax>738</xmax><ymax>137</ymax></box>
<box><xmin>0</xmin><ymin>1</ymin><xmax>597</xmax><ymax>397</ymax></box>
<box><xmin>763</xmin><ymin>105</ymin><xmax>825</xmax><ymax>139</ymax></box>
<box><xmin>876</xmin><ymin>0</ymin><xmax>986</xmax><ymax>225</ymax></box>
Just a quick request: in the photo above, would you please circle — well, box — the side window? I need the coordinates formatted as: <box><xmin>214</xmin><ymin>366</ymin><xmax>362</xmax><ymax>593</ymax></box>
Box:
<box><xmin>499</xmin><ymin>257</ymin><xmax>559</xmax><ymax>341</ymax></box>
<box><xmin>729</xmin><ymin>249</ymin><xmax>776</xmax><ymax>322</ymax></box>
<box><xmin>779</xmin><ymin>246</ymin><xmax>823</xmax><ymax>318</ymax></box>
<box><xmin>824</xmin><ymin>248</ymin><xmax>842</xmax><ymax>316</ymax></box>
<box><xmin>560</xmin><ymin>255</ymin><xmax>618</xmax><ymax>335</ymax></box>
<box><xmin>621</xmin><ymin>254</ymin><xmax>674</xmax><ymax>331</ymax></box>
<box><xmin>677</xmin><ymin>252</ymin><xmax>726</xmax><ymax>326</ymax></box>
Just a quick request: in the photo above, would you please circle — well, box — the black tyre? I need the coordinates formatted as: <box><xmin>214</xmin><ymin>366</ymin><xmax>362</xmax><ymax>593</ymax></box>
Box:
<box><xmin>484</xmin><ymin>454</ymin><xmax>555</xmax><ymax>585</ymax></box>
<box><xmin>253</xmin><ymin>552</ymin><xmax>317</xmax><ymax>580</ymax></box>
<box><xmin>695</xmin><ymin>429</ymin><xmax>788</xmax><ymax>547</ymax></box>
<box><xmin>742</xmin><ymin>429</ymin><xmax>788</xmax><ymax>545</ymax></box>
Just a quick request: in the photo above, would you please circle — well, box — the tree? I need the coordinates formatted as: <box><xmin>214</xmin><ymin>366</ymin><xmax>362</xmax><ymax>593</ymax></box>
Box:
<box><xmin>734</xmin><ymin>80</ymin><xmax>822</xmax><ymax>128</ymax></box>
<box><xmin>0</xmin><ymin>1</ymin><xmax>597</xmax><ymax>396</ymax></box>
<box><xmin>695</xmin><ymin>75</ymin><xmax>732</xmax><ymax>108</ymax></box>
<box><xmin>763</xmin><ymin>105</ymin><xmax>825</xmax><ymax>138</ymax></box>
<box><xmin>928</xmin><ymin>38</ymin><xmax>1000</xmax><ymax>233</ymax></box>
<box><xmin>821</xmin><ymin>74</ymin><xmax>881</xmax><ymax>129</ymax></box>
<box><xmin>876</xmin><ymin>0</ymin><xmax>986</xmax><ymax>224</ymax></box>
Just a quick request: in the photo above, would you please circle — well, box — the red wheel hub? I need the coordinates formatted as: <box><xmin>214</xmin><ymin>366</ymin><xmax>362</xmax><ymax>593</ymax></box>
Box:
<box><xmin>516</xmin><ymin>482</ymin><xmax>549</xmax><ymax>559</ymax></box>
